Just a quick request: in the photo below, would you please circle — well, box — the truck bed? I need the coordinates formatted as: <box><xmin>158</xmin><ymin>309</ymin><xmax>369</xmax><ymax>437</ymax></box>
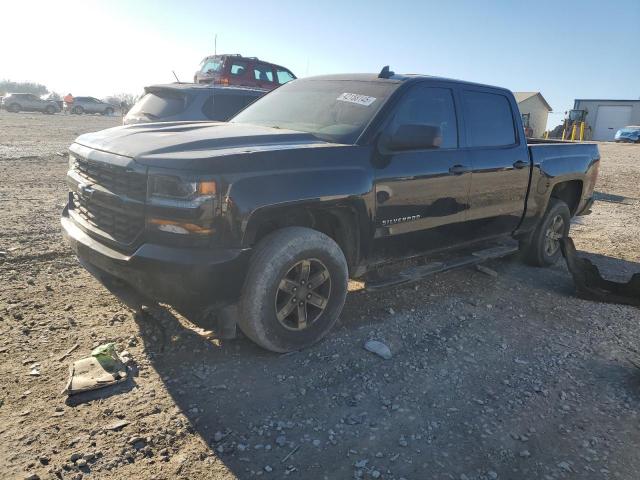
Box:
<box><xmin>517</xmin><ymin>141</ymin><xmax>600</xmax><ymax>234</ymax></box>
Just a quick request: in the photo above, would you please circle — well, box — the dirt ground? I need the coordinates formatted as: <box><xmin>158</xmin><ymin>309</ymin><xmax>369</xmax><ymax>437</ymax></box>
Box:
<box><xmin>1</xmin><ymin>110</ymin><xmax>639</xmax><ymax>480</ymax></box>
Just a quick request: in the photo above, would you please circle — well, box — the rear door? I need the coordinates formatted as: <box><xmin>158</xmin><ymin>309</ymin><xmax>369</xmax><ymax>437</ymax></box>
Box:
<box><xmin>86</xmin><ymin>98</ymin><xmax>98</xmax><ymax>113</ymax></box>
<box><xmin>461</xmin><ymin>89</ymin><xmax>530</xmax><ymax>239</ymax></box>
<box><xmin>373</xmin><ymin>82</ymin><xmax>472</xmax><ymax>253</ymax></box>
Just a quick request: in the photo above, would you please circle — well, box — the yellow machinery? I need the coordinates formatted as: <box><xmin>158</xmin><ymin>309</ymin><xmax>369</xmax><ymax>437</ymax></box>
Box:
<box><xmin>562</xmin><ymin>109</ymin><xmax>589</xmax><ymax>141</ymax></box>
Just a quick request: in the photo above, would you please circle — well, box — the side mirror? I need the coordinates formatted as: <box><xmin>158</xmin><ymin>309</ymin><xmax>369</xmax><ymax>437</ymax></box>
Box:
<box><xmin>382</xmin><ymin>124</ymin><xmax>442</xmax><ymax>152</ymax></box>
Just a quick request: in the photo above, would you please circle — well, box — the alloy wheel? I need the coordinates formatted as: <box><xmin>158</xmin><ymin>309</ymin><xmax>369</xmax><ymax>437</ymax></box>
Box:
<box><xmin>544</xmin><ymin>214</ymin><xmax>565</xmax><ymax>256</ymax></box>
<box><xmin>274</xmin><ymin>258</ymin><xmax>331</xmax><ymax>331</ymax></box>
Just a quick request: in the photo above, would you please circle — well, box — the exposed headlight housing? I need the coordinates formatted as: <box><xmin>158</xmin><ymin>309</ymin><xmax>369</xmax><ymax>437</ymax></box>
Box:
<box><xmin>146</xmin><ymin>174</ymin><xmax>218</xmax><ymax>237</ymax></box>
<box><xmin>149</xmin><ymin>174</ymin><xmax>216</xmax><ymax>205</ymax></box>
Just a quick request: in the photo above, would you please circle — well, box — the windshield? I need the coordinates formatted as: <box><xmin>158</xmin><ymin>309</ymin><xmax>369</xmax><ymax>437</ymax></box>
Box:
<box><xmin>230</xmin><ymin>79</ymin><xmax>397</xmax><ymax>143</ymax></box>
<box><xmin>200</xmin><ymin>57</ymin><xmax>223</xmax><ymax>74</ymax></box>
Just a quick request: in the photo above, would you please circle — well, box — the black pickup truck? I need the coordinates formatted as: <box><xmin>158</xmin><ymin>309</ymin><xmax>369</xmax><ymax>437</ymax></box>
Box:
<box><xmin>61</xmin><ymin>69</ymin><xmax>600</xmax><ymax>352</ymax></box>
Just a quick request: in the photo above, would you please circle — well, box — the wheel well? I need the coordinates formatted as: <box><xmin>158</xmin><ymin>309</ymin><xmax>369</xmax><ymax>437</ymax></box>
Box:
<box><xmin>550</xmin><ymin>180</ymin><xmax>583</xmax><ymax>216</ymax></box>
<box><xmin>251</xmin><ymin>207</ymin><xmax>360</xmax><ymax>274</ymax></box>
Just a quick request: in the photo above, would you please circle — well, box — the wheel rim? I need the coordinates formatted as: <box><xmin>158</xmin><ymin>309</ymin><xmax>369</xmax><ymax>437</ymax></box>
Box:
<box><xmin>544</xmin><ymin>214</ymin><xmax>565</xmax><ymax>256</ymax></box>
<box><xmin>274</xmin><ymin>258</ymin><xmax>331</xmax><ymax>331</ymax></box>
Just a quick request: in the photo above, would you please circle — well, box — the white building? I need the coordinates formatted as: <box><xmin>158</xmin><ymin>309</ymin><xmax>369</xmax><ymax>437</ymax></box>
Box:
<box><xmin>514</xmin><ymin>92</ymin><xmax>552</xmax><ymax>138</ymax></box>
<box><xmin>573</xmin><ymin>99</ymin><xmax>640</xmax><ymax>141</ymax></box>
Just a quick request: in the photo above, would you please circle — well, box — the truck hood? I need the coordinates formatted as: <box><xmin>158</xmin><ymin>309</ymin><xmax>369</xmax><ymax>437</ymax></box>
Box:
<box><xmin>74</xmin><ymin>122</ymin><xmax>336</xmax><ymax>166</ymax></box>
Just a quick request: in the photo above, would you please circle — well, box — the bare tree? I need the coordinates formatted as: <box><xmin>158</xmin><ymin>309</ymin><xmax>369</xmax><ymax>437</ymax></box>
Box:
<box><xmin>0</xmin><ymin>80</ymin><xmax>48</xmax><ymax>96</ymax></box>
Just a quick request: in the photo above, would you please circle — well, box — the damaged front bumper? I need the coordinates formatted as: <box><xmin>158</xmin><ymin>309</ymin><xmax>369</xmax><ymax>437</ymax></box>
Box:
<box><xmin>61</xmin><ymin>207</ymin><xmax>251</xmax><ymax>311</ymax></box>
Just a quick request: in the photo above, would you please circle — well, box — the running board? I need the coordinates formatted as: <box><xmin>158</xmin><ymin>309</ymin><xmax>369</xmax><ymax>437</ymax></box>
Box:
<box><xmin>365</xmin><ymin>244</ymin><xmax>518</xmax><ymax>292</ymax></box>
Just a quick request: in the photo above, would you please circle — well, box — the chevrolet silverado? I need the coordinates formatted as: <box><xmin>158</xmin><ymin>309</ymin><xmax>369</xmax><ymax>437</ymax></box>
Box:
<box><xmin>62</xmin><ymin>69</ymin><xmax>600</xmax><ymax>352</ymax></box>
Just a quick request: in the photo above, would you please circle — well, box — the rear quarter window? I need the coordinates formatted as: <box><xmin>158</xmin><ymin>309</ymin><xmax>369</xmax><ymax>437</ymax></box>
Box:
<box><xmin>462</xmin><ymin>90</ymin><xmax>516</xmax><ymax>147</ymax></box>
<box><xmin>202</xmin><ymin>92</ymin><xmax>259</xmax><ymax>121</ymax></box>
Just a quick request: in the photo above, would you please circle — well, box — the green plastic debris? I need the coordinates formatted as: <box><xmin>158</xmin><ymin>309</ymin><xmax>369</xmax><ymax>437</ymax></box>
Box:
<box><xmin>64</xmin><ymin>343</ymin><xmax>127</xmax><ymax>396</ymax></box>
<box><xmin>91</xmin><ymin>343</ymin><xmax>120</xmax><ymax>371</ymax></box>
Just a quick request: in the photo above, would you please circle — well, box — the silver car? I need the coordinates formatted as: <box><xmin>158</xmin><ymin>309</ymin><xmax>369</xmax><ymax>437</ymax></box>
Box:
<box><xmin>70</xmin><ymin>97</ymin><xmax>116</xmax><ymax>115</ymax></box>
<box><xmin>1</xmin><ymin>93</ymin><xmax>60</xmax><ymax>114</ymax></box>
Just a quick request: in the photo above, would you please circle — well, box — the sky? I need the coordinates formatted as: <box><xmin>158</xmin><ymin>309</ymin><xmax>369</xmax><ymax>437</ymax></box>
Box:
<box><xmin>2</xmin><ymin>0</ymin><xmax>639</xmax><ymax>128</ymax></box>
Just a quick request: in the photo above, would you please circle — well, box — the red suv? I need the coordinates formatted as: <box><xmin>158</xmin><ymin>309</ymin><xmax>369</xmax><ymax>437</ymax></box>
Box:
<box><xmin>194</xmin><ymin>54</ymin><xmax>296</xmax><ymax>91</ymax></box>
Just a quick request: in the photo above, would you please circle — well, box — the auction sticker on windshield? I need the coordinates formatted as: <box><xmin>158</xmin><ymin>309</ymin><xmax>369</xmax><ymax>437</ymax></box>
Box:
<box><xmin>336</xmin><ymin>93</ymin><xmax>377</xmax><ymax>106</ymax></box>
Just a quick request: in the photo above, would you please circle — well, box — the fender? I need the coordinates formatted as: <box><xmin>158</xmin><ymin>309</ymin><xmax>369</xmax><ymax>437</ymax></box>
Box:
<box><xmin>516</xmin><ymin>143</ymin><xmax>599</xmax><ymax>235</ymax></box>
<box><xmin>227</xmin><ymin>166</ymin><xmax>375</xmax><ymax>256</ymax></box>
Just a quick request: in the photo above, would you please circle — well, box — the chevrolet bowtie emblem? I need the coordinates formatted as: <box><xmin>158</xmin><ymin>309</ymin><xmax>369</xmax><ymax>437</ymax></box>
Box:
<box><xmin>78</xmin><ymin>183</ymin><xmax>95</xmax><ymax>198</ymax></box>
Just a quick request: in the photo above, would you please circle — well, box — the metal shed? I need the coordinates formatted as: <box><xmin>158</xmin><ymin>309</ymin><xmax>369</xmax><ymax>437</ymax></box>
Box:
<box><xmin>514</xmin><ymin>92</ymin><xmax>552</xmax><ymax>138</ymax></box>
<box><xmin>573</xmin><ymin>99</ymin><xmax>640</xmax><ymax>141</ymax></box>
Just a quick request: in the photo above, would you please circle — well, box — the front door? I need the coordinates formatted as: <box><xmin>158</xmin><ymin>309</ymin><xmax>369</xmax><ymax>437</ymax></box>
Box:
<box><xmin>373</xmin><ymin>83</ymin><xmax>472</xmax><ymax>257</ymax></box>
<box><xmin>25</xmin><ymin>94</ymin><xmax>39</xmax><ymax>111</ymax></box>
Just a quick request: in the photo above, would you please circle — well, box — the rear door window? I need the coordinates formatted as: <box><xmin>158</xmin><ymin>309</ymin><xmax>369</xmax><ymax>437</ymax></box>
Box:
<box><xmin>462</xmin><ymin>90</ymin><xmax>516</xmax><ymax>147</ymax></box>
<box><xmin>254</xmin><ymin>64</ymin><xmax>274</xmax><ymax>83</ymax></box>
<box><xmin>128</xmin><ymin>91</ymin><xmax>186</xmax><ymax>119</ymax></box>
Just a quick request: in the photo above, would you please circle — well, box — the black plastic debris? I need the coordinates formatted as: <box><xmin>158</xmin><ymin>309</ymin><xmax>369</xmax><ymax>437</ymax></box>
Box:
<box><xmin>561</xmin><ymin>237</ymin><xmax>640</xmax><ymax>306</ymax></box>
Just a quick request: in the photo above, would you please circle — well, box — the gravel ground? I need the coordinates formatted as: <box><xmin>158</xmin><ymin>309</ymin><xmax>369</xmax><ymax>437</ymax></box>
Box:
<box><xmin>1</xmin><ymin>110</ymin><xmax>639</xmax><ymax>480</ymax></box>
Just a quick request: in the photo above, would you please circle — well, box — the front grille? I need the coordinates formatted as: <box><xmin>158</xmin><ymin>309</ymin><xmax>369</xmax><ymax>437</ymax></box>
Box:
<box><xmin>69</xmin><ymin>154</ymin><xmax>147</xmax><ymax>247</ymax></box>
<box><xmin>73</xmin><ymin>156</ymin><xmax>147</xmax><ymax>201</ymax></box>
<box><xmin>71</xmin><ymin>191</ymin><xmax>144</xmax><ymax>245</ymax></box>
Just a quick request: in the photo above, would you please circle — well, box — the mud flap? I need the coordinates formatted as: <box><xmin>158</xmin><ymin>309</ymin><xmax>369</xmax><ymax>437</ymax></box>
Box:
<box><xmin>561</xmin><ymin>237</ymin><xmax>640</xmax><ymax>306</ymax></box>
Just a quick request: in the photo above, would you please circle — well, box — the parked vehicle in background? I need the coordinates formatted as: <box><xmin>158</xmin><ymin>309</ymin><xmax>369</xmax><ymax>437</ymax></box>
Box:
<box><xmin>614</xmin><ymin>126</ymin><xmax>640</xmax><ymax>143</ymax></box>
<box><xmin>194</xmin><ymin>54</ymin><xmax>296</xmax><ymax>91</ymax></box>
<box><xmin>123</xmin><ymin>83</ymin><xmax>266</xmax><ymax>125</ymax></box>
<box><xmin>1</xmin><ymin>93</ymin><xmax>60</xmax><ymax>114</ymax></box>
<box><xmin>71</xmin><ymin>97</ymin><xmax>116</xmax><ymax>115</ymax></box>
<box><xmin>62</xmin><ymin>69</ymin><xmax>600</xmax><ymax>353</ymax></box>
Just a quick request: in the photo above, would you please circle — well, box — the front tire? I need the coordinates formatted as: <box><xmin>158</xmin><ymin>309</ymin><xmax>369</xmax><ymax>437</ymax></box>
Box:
<box><xmin>520</xmin><ymin>198</ymin><xmax>570</xmax><ymax>267</ymax></box>
<box><xmin>8</xmin><ymin>103</ymin><xmax>20</xmax><ymax>113</ymax></box>
<box><xmin>238</xmin><ymin>227</ymin><xmax>348</xmax><ymax>353</ymax></box>
<box><xmin>45</xmin><ymin>105</ymin><xmax>56</xmax><ymax>114</ymax></box>
<box><xmin>104</xmin><ymin>107</ymin><xmax>114</xmax><ymax>116</ymax></box>
<box><xmin>72</xmin><ymin>106</ymin><xmax>84</xmax><ymax>114</ymax></box>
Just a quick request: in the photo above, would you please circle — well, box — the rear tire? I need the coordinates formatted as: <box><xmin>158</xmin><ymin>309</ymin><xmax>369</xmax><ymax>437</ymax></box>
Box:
<box><xmin>45</xmin><ymin>105</ymin><xmax>56</xmax><ymax>114</ymax></box>
<box><xmin>8</xmin><ymin>103</ymin><xmax>20</xmax><ymax>113</ymax></box>
<box><xmin>520</xmin><ymin>198</ymin><xmax>570</xmax><ymax>267</ymax></box>
<box><xmin>104</xmin><ymin>107</ymin><xmax>114</xmax><ymax>116</ymax></box>
<box><xmin>72</xmin><ymin>106</ymin><xmax>84</xmax><ymax>115</ymax></box>
<box><xmin>238</xmin><ymin>227</ymin><xmax>348</xmax><ymax>353</ymax></box>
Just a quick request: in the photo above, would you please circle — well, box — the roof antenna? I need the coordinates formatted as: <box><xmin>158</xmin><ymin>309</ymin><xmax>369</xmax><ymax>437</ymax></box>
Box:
<box><xmin>172</xmin><ymin>70</ymin><xmax>181</xmax><ymax>83</ymax></box>
<box><xmin>378</xmin><ymin>65</ymin><xmax>394</xmax><ymax>79</ymax></box>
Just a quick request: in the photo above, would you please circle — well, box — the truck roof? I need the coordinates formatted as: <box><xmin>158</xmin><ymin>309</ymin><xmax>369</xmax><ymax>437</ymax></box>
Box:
<box><xmin>306</xmin><ymin>73</ymin><xmax>513</xmax><ymax>94</ymax></box>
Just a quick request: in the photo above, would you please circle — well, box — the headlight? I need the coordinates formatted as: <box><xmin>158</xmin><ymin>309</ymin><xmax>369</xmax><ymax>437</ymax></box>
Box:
<box><xmin>147</xmin><ymin>174</ymin><xmax>217</xmax><ymax>236</ymax></box>
<box><xmin>148</xmin><ymin>175</ymin><xmax>216</xmax><ymax>205</ymax></box>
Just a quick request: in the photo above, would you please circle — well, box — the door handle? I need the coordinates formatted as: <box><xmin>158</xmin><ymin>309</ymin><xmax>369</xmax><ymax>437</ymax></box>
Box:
<box><xmin>449</xmin><ymin>165</ymin><xmax>471</xmax><ymax>175</ymax></box>
<box><xmin>513</xmin><ymin>160</ymin><xmax>528</xmax><ymax>169</ymax></box>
